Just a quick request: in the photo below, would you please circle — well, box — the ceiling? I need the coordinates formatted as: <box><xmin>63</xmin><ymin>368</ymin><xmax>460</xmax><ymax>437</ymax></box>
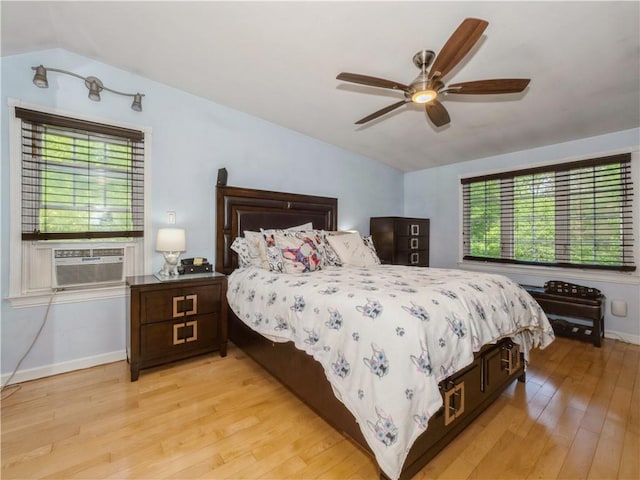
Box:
<box><xmin>2</xmin><ymin>1</ymin><xmax>639</xmax><ymax>172</ymax></box>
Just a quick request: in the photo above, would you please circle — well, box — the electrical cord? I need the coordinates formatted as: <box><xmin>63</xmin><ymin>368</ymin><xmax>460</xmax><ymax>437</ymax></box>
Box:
<box><xmin>0</xmin><ymin>289</ymin><xmax>57</xmax><ymax>400</ymax></box>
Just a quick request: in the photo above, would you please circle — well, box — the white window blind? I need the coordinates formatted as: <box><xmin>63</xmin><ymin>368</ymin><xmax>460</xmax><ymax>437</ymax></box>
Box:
<box><xmin>462</xmin><ymin>154</ymin><xmax>635</xmax><ymax>272</ymax></box>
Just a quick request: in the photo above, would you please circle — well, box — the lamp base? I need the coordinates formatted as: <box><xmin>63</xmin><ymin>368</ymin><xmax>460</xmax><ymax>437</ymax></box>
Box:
<box><xmin>158</xmin><ymin>251</ymin><xmax>182</xmax><ymax>277</ymax></box>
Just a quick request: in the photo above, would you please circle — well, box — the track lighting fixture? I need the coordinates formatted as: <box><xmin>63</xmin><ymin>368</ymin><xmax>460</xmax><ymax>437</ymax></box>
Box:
<box><xmin>31</xmin><ymin>65</ymin><xmax>145</xmax><ymax>112</ymax></box>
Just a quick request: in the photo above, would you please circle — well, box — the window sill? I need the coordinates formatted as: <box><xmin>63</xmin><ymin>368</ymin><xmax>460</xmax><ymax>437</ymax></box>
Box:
<box><xmin>7</xmin><ymin>283</ymin><xmax>127</xmax><ymax>308</ymax></box>
<box><xmin>459</xmin><ymin>260</ymin><xmax>639</xmax><ymax>286</ymax></box>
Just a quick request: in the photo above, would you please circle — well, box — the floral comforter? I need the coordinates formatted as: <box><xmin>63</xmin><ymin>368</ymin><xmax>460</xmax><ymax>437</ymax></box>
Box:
<box><xmin>227</xmin><ymin>265</ymin><xmax>554</xmax><ymax>479</ymax></box>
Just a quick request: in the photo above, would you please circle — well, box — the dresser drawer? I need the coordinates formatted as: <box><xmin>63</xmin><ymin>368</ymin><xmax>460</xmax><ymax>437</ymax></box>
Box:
<box><xmin>395</xmin><ymin>236</ymin><xmax>428</xmax><ymax>252</ymax></box>
<box><xmin>394</xmin><ymin>250</ymin><xmax>429</xmax><ymax>266</ymax></box>
<box><xmin>394</xmin><ymin>221</ymin><xmax>429</xmax><ymax>237</ymax></box>
<box><xmin>141</xmin><ymin>313</ymin><xmax>220</xmax><ymax>360</ymax></box>
<box><xmin>140</xmin><ymin>283</ymin><xmax>222</xmax><ymax>324</ymax></box>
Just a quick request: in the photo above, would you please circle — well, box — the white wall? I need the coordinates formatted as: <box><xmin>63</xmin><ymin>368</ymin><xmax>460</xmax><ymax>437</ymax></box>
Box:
<box><xmin>1</xmin><ymin>49</ymin><xmax>404</xmax><ymax>382</ymax></box>
<box><xmin>405</xmin><ymin>129</ymin><xmax>640</xmax><ymax>343</ymax></box>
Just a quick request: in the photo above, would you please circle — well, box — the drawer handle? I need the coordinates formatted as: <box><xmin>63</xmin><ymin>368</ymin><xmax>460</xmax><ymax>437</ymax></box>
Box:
<box><xmin>501</xmin><ymin>344</ymin><xmax>521</xmax><ymax>375</ymax></box>
<box><xmin>173</xmin><ymin>296</ymin><xmax>185</xmax><ymax>318</ymax></box>
<box><xmin>185</xmin><ymin>294</ymin><xmax>198</xmax><ymax>315</ymax></box>
<box><xmin>443</xmin><ymin>381</ymin><xmax>465</xmax><ymax>426</ymax></box>
<box><xmin>173</xmin><ymin>323</ymin><xmax>185</xmax><ymax>345</ymax></box>
<box><xmin>185</xmin><ymin>320</ymin><xmax>198</xmax><ymax>342</ymax></box>
<box><xmin>410</xmin><ymin>252</ymin><xmax>420</xmax><ymax>265</ymax></box>
<box><xmin>172</xmin><ymin>320</ymin><xmax>198</xmax><ymax>344</ymax></box>
<box><xmin>172</xmin><ymin>294</ymin><xmax>198</xmax><ymax>317</ymax></box>
<box><xmin>410</xmin><ymin>224</ymin><xmax>420</xmax><ymax>235</ymax></box>
<box><xmin>410</xmin><ymin>238</ymin><xmax>419</xmax><ymax>250</ymax></box>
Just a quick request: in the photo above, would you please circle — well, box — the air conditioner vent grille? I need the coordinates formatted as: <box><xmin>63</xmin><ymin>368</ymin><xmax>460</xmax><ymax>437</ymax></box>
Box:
<box><xmin>52</xmin><ymin>247</ymin><xmax>125</xmax><ymax>288</ymax></box>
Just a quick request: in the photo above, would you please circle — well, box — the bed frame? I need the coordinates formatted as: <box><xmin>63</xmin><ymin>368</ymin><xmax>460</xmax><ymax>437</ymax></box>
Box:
<box><xmin>215</xmin><ymin>185</ymin><xmax>525</xmax><ymax>479</ymax></box>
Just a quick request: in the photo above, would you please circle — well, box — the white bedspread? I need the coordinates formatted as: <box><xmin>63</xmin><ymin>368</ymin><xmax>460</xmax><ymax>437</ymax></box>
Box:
<box><xmin>227</xmin><ymin>265</ymin><xmax>554</xmax><ymax>479</ymax></box>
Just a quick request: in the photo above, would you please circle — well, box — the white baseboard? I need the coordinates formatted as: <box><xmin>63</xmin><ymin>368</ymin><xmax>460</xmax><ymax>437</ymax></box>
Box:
<box><xmin>1</xmin><ymin>350</ymin><xmax>127</xmax><ymax>386</ymax></box>
<box><xmin>605</xmin><ymin>329</ymin><xmax>640</xmax><ymax>345</ymax></box>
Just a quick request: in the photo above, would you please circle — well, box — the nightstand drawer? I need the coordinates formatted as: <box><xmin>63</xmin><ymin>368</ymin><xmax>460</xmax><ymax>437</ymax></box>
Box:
<box><xmin>140</xmin><ymin>314</ymin><xmax>219</xmax><ymax>359</ymax></box>
<box><xmin>140</xmin><ymin>284</ymin><xmax>222</xmax><ymax>324</ymax></box>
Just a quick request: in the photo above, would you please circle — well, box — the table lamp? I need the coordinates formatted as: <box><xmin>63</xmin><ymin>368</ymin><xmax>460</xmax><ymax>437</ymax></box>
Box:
<box><xmin>156</xmin><ymin>228</ymin><xmax>186</xmax><ymax>277</ymax></box>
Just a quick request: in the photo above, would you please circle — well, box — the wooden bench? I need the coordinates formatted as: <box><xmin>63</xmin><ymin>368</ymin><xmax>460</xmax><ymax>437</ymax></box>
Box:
<box><xmin>523</xmin><ymin>285</ymin><xmax>605</xmax><ymax>347</ymax></box>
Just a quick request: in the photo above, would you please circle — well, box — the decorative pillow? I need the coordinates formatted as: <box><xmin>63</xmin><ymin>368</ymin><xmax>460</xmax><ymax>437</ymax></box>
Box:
<box><xmin>274</xmin><ymin>232</ymin><xmax>322</xmax><ymax>273</ymax></box>
<box><xmin>252</xmin><ymin>224</ymin><xmax>314</xmax><ymax>272</ymax></box>
<box><xmin>317</xmin><ymin>230</ymin><xmax>343</xmax><ymax>266</ymax></box>
<box><xmin>326</xmin><ymin>231</ymin><xmax>379</xmax><ymax>267</ymax></box>
<box><xmin>230</xmin><ymin>237</ymin><xmax>253</xmax><ymax>268</ymax></box>
<box><xmin>362</xmin><ymin>235</ymin><xmax>382</xmax><ymax>264</ymax></box>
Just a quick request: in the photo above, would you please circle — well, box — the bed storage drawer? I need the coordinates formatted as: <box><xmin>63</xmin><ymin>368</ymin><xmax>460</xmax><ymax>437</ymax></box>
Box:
<box><xmin>425</xmin><ymin>358</ymin><xmax>483</xmax><ymax>438</ymax></box>
<box><xmin>484</xmin><ymin>340</ymin><xmax>522</xmax><ymax>394</ymax></box>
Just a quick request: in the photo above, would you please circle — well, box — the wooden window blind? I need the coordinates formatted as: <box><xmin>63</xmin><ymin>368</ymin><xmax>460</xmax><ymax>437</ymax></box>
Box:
<box><xmin>462</xmin><ymin>153</ymin><xmax>635</xmax><ymax>271</ymax></box>
<box><xmin>16</xmin><ymin>107</ymin><xmax>145</xmax><ymax>241</ymax></box>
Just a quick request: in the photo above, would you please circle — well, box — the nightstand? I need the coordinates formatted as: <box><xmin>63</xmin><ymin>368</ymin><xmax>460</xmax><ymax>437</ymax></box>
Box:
<box><xmin>126</xmin><ymin>272</ymin><xmax>228</xmax><ymax>381</ymax></box>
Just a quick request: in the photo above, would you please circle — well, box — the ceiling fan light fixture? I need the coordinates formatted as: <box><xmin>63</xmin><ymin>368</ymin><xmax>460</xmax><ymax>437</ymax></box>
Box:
<box><xmin>411</xmin><ymin>90</ymin><xmax>437</xmax><ymax>104</ymax></box>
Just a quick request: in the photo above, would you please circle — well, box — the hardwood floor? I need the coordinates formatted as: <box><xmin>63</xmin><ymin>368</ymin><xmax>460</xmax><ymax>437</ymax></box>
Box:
<box><xmin>2</xmin><ymin>336</ymin><xmax>638</xmax><ymax>479</ymax></box>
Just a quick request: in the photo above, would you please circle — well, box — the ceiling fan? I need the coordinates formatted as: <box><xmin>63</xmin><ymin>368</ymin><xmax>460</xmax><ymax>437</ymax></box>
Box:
<box><xmin>336</xmin><ymin>18</ymin><xmax>530</xmax><ymax>128</ymax></box>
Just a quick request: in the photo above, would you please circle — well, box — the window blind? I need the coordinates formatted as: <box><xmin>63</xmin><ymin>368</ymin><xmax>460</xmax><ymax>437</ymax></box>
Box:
<box><xmin>462</xmin><ymin>154</ymin><xmax>635</xmax><ymax>271</ymax></box>
<box><xmin>16</xmin><ymin>107</ymin><xmax>145</xmax><ymax>241</ymax></box>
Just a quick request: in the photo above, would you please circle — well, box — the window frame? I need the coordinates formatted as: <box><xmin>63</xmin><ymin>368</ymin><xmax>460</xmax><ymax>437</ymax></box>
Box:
<box><xmin>8</xmin><ymin>98</ymin><xmax>153</xmax><ymax>306</ymax></box>
<box><xmin>459</xmin><ymin>147</ymin><xmax>639</xmax><ymax>281</ymax></box>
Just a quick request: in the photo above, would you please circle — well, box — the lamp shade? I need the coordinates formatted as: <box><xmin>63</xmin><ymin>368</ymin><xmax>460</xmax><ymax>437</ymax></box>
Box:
<box><xmin>156</xmin><ymin>228</ymin><xmax>186</xmax><ymax>252</ymax></box>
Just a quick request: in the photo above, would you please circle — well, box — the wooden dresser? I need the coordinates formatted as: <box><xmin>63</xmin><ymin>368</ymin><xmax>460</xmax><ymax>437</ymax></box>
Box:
<box><xmin>126</xmin><ymin>273</ymin><xmax>228</xmax><ymax>381</ymax></box>
<box><xmin>370</xmin><ymin>216</ymin><xmax>430</xmax><ymax>266</ymax></box>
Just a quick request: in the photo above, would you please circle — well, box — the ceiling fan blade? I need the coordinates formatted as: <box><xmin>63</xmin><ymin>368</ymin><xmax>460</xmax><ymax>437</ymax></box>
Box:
<box><xmin>446</xmin><ymin>78</ymin><xmax>531</xmax><ymax>94</ymax></box>
<box><xmin>429</xmin><ymin>18</ymin><xmax>489</xmax><ymax>80</ymax></box>
<box><xmin>337</xmin><ymin>72</ymin><xmax>410</xmax><ymax>92</ymax></box>
<box><xmin>355</xmin><ymin>100</ymin><xmax>409</xmax><ymax>125</ymax></box>
<box><xmin>425</xmin><ymin>100</ymin><xmax>451</xmax><ymax>127</ymax></box>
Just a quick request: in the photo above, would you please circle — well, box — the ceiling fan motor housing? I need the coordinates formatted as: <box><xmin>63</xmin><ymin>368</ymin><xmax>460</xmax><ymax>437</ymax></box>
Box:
<box><xmin>412</xmin><ymin>50</ymin><xmax>436</xmax><ymax>70</ymax></box>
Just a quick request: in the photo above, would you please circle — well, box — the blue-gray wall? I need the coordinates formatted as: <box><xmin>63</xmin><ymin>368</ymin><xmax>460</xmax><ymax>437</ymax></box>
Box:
<box><xmin>1</xmin><ymin>49</ymin><xmax>404</xmax><ymax>380</ymax></box>
<box><xmin>2</xmin><ymin>48</ymin><xmax>638</xmax><ymax>383</ymax></box>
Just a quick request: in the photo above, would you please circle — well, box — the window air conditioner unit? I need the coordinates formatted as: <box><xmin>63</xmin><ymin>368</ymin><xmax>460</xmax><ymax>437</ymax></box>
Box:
<box><xmin>52</xmin><ymin>247</ymin><xmax>125</xmax><ymax>289</ymax></box>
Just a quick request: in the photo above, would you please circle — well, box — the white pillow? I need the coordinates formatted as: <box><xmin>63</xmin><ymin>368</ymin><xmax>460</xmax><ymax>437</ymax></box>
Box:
<box><xmin>326</xmin><ymin>231</ymin><xmax>379</xmax><ymax>267</ymax></box>
<box><xmin>230</xmin><ymin>237</ymin><xmax>253</xmax><ymax>268</ymax></box>
<box><xmin>242</xmin><ymin>231</ymin><xmax>266</xmax><ymax>268</ymax></box>
<box><xmin>362</xmin><ymin>235</ymin><xmax>381</xmax><ymax>264</ymax></box>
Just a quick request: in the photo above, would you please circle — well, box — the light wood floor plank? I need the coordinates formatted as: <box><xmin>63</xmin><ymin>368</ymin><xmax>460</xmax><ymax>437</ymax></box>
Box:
<box><xmin>2</xmin><ymin>336</ymin><xmax>638</xmax><ymax>479</ymax></box>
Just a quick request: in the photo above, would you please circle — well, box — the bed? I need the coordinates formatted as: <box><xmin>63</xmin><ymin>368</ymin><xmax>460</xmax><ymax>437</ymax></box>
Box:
<box><xmin>215</xmin><ymin>185</ymin><xmax>554</xmax><ymax>480</ymax></box>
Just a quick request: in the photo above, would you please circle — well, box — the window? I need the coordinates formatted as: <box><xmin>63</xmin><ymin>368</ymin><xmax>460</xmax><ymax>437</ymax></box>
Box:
<box><xmin>462</xmin><ymin>154</ymin><xmax>635</xmax><ymax>272</ymax></box>
<box><xmin>16</xmin><ymin>107</ymin><xmax>144</xmax><ymax>240</ymax></box>
<box><xmin>9</xmin><ymin>102</ymin><xmax>150</xmax><ymax>303</ymax></box>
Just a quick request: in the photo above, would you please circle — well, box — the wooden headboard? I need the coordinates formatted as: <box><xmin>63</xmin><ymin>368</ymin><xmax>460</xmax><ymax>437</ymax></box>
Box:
<box><xmin>215</xmin><ymin>185</ymin><xmax>338</xmax><ymax>274</ymax></box>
